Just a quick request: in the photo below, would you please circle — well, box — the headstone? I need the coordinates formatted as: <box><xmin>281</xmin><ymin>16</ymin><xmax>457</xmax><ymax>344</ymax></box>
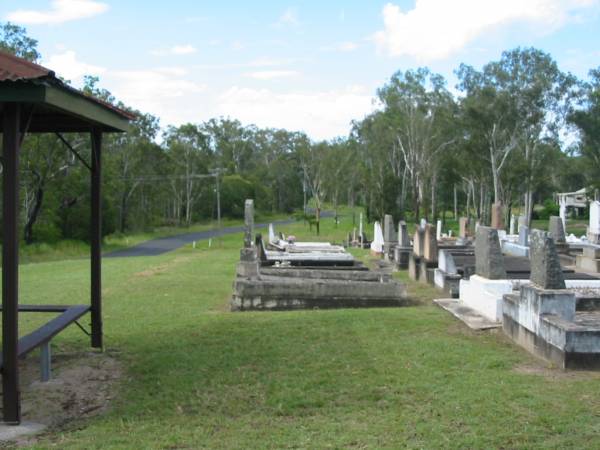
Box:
<box><xmin>436</xmin><ymin>220</ymin><xmax>442</xmax><ymax>241</ymax></box>
<box><xmin>370</xmin><ymin>221</ymin><xmax>384</xmax><ymax>253</ymax></box>
<box><xmin>398</xmin><ymin>221</ymin><xmax>409</xmax><ymax>246</ymax></box>
<box><xmin>384</xmin><ymin>214</ymin><xmax>397</xmax><ymax>244</ymax></box>
<box><xmin>244</xmin><ymin>199</ymin><xmax>254</xmax><ymax>248</ymax></box>
<box><xmin>413</xmin><ymin>227</ymin><xmax>425</xmax><ymax>257</ymax></box>
<box><xmin>475</xmin><ymin>220</ymin><xmax>481</xmax><ymax>232</ymax></box>
<box><xmin>549</xmin><ymin>216</ymin><xmax>566</xmax><ymax>244</ymax></box>
<box><xmin>459</xmin><ymin>217</ymin><xmax>470</xmax><ymax>238</ymax></box>
<box><xmin>518</xmin><ymin>215</ymin><xmax>526</xmax><ymax>232</ymax></box>
<box><xmin>475</xmin><ymin>226</ymin><xmax>507</xmax><ymax>279</ymax></box>
<box><xmin>423</xmin><ymin>224</ymin><xmax>438</xmax><ymax>263</ymax></box>
<box><xmin>518</xmin><ymin>225</ymin><xmax>529</xmax><ymax>246</ymax></box>
<box><xmin>268</xmin><ymin>223</ymin><xmax>277</xmax><ymax>244</ymax></box>
<box><xmin>420</xmin><ymin>218</ymin><xmax>427</xmax><ymax>229</ymax></box>
<box><xmin>529</xmin><ymin>229</ymin><xmax>566</xmax><ymax>289</ymax></box>
<box><xmin>559</xmin><ymin>203</ymin><xmax>567</xmax><ymax>229</ymax></box>
<box><xmin>509</xmin><ymin>215</ymin><xmax>516</xmax><ymax>235</ymax></box>
<box><xmin>359</xmin><ymin>213</ymin><xmax>363</xmax><ymax>246</ymax></box>
<box><xmin>491</xmin><ymin>202</ymin><xmax>504</xmax><ymax>229</ymax></box>
<box><xmin>589</xmin><ymin>201</ymin><xmax>600</xmax><ymax>243</ymax></box>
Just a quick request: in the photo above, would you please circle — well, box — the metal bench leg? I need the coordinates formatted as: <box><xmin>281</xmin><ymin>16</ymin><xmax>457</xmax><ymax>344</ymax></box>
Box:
<box><xmin>40</xmin><ymin>342</ymin><xmax>51</xmax><ymax>382</ymax></box>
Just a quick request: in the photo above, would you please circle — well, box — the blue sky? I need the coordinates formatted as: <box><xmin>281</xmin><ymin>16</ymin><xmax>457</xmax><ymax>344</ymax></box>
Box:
<box><xmin>2</xmin><ymin>0</ymin><xmax>600</xmax><ymax>140</ymax></box>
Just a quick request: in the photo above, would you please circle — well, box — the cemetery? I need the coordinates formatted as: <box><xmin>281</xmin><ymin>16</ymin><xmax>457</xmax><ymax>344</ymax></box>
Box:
<box><xmin>3</xmin><ymin>5</ymin><xmax>600</xmax><ymax>449</ymax></box>
<box><xmin>231</xmin><ymin>200</ymin><xmax>410</xmax><ymax>311</ymax></box>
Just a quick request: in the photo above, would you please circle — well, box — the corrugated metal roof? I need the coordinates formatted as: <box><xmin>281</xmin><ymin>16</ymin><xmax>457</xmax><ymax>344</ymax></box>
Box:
<box><xmin>0</xmin><ymin>49</ymin><xmax>135</xmax><ymax>121</ymax></box>
<box><xmin>0</xmin><ymin>50</ymin><xmax>53</xmax><ymax>81</ymax></box>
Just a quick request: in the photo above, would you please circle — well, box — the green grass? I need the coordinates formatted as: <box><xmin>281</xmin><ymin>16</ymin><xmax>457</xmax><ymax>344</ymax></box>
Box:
<box><xmin>8</xmin><ymin>210</ymin><xmax>600</xmax><ymax>448</ymax></box>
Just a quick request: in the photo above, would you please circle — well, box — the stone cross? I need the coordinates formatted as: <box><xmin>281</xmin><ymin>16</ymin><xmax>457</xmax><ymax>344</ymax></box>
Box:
<box><xmin>518</xmin><ymin>225</ymin><xmax>529</xmax><ymax>247</ymax></box>
<box><xmin>384</xmin><ymin>214</ymin><xmax>397</xmax><ymax>244</ymax></box>
<box><xmin>491</xmin><ymin>202</ymin><xmax>504</xmax><ymax>229</ymax></box>
<box><xmin>475</xmin><ymin>226</ymin><xmax>507</xmax><ymax>279</ymax></box>
<box><xmin>398</xmin><ymin>220</ymin><xmax>409</xmax><ymax>246</ymax></box>
<box><xmin>423</xmin><ymin>224</ymin><xmax>438</xmax><ymax>263</ymax></box>
<box><xmin>529</xmin><ymin>229</ymin><xmax>566</xmax><ymax>289</ymax></box>
<box><xmin>244</xmin><ymin>199</ymin><xmax>254</xmax><ymax>248</ymax></box>
<box><xmin>549</xmin><ymin>216</ymin><xmax>566</xmax><ymax>244</ymax></box>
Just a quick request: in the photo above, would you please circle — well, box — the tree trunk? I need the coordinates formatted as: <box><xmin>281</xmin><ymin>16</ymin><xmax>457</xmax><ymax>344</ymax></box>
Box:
<box><xmin>24</xmin><ymin>184</ymin><xmax>44</xmax><ymax>245</ymax></box>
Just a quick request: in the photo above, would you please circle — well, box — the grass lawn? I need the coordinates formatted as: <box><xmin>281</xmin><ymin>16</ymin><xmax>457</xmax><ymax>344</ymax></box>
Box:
<box><xmin>8</xmin><ymin>212</ymin><xmax>600</xmax><ymax>449</ymax></box>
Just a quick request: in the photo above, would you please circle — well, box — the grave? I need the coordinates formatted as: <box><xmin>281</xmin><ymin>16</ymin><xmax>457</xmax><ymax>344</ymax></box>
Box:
<box><xmin>370</xmin><ymin>221</ymin><xmax>384</xmax><ymax>254</ymax></box>
<box><xmin>393</xmin><ymin>220</ymin><xmax>411</xmax><ymax>271</ymax></box>
<box><xmin>491</xmin><ymin>202</ymin><xmax>504</xmax><ymax>229</ymax></box>
<box><xmin>549</xmin><ymin>216</ymin><xmax>569</xmax><ymax>254</ymax></box>
<box><xmin>458</xmin><ymin>227</ymin><xmax>512</xmax><ymax>322</ymax></box>
<box><xmin>383</xmin><ymin>214</ymin><xmax>397</xmax><ymax>261</ymax></box>
<box><xmin>576</xmin><ymin>245</ymin><xmax>600</xmax><ymax>273</ymax></box>
<box><xmin>232</xmin><ymin>200</ymin><xmax>411</xmax><ymax>311</ymax></box>
<box><xmin>419</xmin><ymin>224</ymin><xmax>438</xmax><ymax>284</ymax></box>
<box><xmin>503</xmin><ymin>230</ymin><xmax>600</xmax><ymax>369</ymax></box>
<box><xmin>408</xmin><ymin>226</ymin><xmax>426</xmax><ymax>281</ymax></box>
<box><xmin>589</xmin><ymin>201</ymin><xmax>600</xmax><ymax>245</ymax></box>
<box><xmin>502</xmin><ymin>225</ymin><xmax>530</xmax><ymax>258</ymax></box>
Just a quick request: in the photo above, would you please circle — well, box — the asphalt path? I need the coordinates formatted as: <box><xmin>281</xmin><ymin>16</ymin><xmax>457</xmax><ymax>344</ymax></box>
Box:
<box><xmin>105</xmin><ymin>218</ymin><xmax>297</xmax><ymax>258</ymax></box>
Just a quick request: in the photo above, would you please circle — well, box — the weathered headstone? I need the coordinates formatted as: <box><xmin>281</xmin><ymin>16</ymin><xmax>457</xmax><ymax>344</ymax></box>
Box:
<box><xmin>436</xmin><ymin>220</ymin><xmax>442</xmax><ymax>241</ymax></box>
<box><xmin>398</xmin><ymin>221</ymin><xmax>409</xmax><ymax>246</ymax></box>
<box><xmin>509</xmin><ymin>215</ymin><xmax>516</xmax><ymax>235</ymax></box>
<box><xmin>518</xmin><ymin>215</ymin><xmax>526</xmax><ymax>232</ymax></box>
<box><xmin>244</xmin><ymin>199</ymin><xmax>254</xmax><ymax>248</ymax></box>
<box><xmin>529</xmin><ymin>229</ymin><xmax>566</xmax><ymax>289</ymax></box>
<box><xmin>518</xmin><ymin>225</ymin><xmax>529</xmax><ymax>246</ymax></box>
<box><xmin>589</xmin><ymin>201</ymin><xmax>600</xmax><ymax>244</ymax></box>
<box><xmin>423</xmin><ymin>224</ymin><xmax>438</xmax><ymax>263</ymax></box>
<box><xmin>384</xmin><ymin>214</ymin><xmax>397</xmax><ymax>244</ymax></box>
<box><xmin>549</xmin><ymin>216</ymin><xmax>566</xmax><ymax>244</ymax></box>
<box><xmin>459</xmin><ymin>217</ymin><xmax>470</xmax><ymax>238</ymax></box>
<box><xmin>491</xmin><ymin>202</ymin><xmax>504</xmax><ymax>229</ymax></box>
<box><xmin>475</xmin><ymin>226</ymin><xmax>507</xmax><ymax>279</ymax></box>
<box><xmin>413</xmin><ymin>227</ymin><xmax>425</xmax><ymax>257</ymax></box>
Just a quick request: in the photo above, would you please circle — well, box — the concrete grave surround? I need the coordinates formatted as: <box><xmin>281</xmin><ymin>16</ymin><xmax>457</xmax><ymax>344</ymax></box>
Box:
<box><xmin>475</xmin><ymin>226</ymin><xmax>507</xmax><ymax>279</ymax></box>
<box><xmin>549</xmin><ymin>216</ymin><xmax>566</xmax><ymax>244</ymax></box>
<box><xmin>459</xmin><ymin>275</ymin><xmax>513</xmax><ymax>322</ymax></box>
<box><xmin>529</xmin><ymin>229</ymin><xmax>566</xmax><ymax>290</ymax></box>
<box><xmin>576</xmin><ymin>245</ymin><xmax>600</xmax><ymax>273</ymax></box>
<box><xmin>491</xmin><ymin>202</ymin><xmax>504</xmax><ymax>230</ymax></box>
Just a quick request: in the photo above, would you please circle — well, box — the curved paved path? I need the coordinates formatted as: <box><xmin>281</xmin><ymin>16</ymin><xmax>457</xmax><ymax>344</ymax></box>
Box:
<box><xmin>105</xmin><ymin>218</ymin><xmax>295</xmax><ymax>258</ymax></box>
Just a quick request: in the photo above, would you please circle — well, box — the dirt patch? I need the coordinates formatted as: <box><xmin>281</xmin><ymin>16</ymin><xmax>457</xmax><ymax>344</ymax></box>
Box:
<box><xmin>513</xmin><ymin>361</ymin><xmax>600</xmax><ymax>380</ymax></box>
<box><xmin>4</xmin><ymin>350</ymin><xmax>123</xmax><ymax>447</ymax></box>
<box><xmin>133</xmin><ymin>256</ymin><xmax>193</xmax><ymax>278</ymax></box>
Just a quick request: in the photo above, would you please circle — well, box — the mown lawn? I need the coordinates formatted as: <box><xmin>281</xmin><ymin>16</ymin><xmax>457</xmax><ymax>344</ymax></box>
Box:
<box><xmin>8</xmin><ymin>213</ymin><xmax>600</xmax><ymax>449</ymax></box>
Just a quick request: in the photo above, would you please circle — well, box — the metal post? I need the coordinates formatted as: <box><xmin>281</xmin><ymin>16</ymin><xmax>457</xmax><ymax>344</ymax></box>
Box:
<box><xmin>2</xmin><ymin>103</ymin><xmax>21</xmax><ymax>424</ymax></box>
<box><xmin>90</xmin><ymin>129</ymin><xmax>103</xmax><ymax>349</ymax></box>
<box><xmin>40</xmin><ymin>342</ymin><xmax>51</xmax><ymax>382</ymax></box>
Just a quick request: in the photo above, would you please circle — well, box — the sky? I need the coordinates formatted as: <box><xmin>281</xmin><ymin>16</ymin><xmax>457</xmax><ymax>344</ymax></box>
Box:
<box><xmin>2</xmin><ymin>0</ymin><xmax>600</xmax><ymax>140</ymax></box>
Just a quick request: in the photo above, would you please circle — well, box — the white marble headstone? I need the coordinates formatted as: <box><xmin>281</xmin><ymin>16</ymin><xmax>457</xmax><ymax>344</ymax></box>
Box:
<box><xmin>436</xmin><ymin>220</ymin><xmax>442</xmax><ymax>241</ymax></box>
<box><xmin>590</xmin><ymin>201</ymin><xmax>600</xmax><ymax>234</ymax></box>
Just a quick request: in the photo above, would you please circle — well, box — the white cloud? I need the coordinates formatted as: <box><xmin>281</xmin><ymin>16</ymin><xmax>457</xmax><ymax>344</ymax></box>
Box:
<box><xmin>152</xmin><ymin>44</ymin><xmax>197</xmax><ymax>56</ymax></box>
<box><xmin>7</xmin><ymin>0</ymin><xmax>108</xmax><ymax>25</ymax></box>
<box><xmin>45</xmin><ymin>50</ymin><xmax>106</xmax><ymax>83</ymax></box>
<box><xmin>245</xmin><ymin>70</ymin><xmax>299</xmax><ymax>80</ymax></box>
<box><xmin>321</xmin><ymin>41</ymin><xmax>359</xmax><ymax>52</ymax></box>
<box><xmin>373</xmin><ymin>0</ymin><xmax>600</xmax><ymax>61</ymax></box>
<box><xmin>216</xmin><ymin>85</ymin><xmax>376</xmax><ymax>140</ymax></box>
<box><xmin>275</xmin><ymin>7</ymin><xmax>299</xmax><ymax>27</ymax></box>
<box><xmin>109</xmin><ymin>68</ymin><xmax>206</xmax><ymax>119</ymax></box>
